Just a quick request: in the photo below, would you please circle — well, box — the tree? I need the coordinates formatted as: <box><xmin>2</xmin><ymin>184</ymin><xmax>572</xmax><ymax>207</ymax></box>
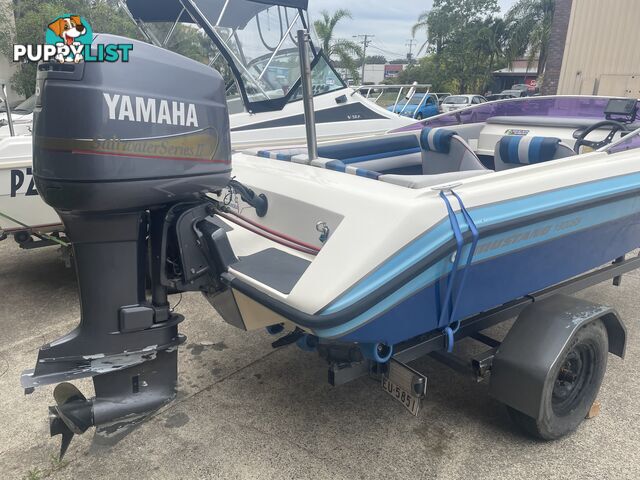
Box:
<box><xmin>313</xmin><ymin>9</ymin><xmax>362</xmax><ymax>82</ymax></box>
<box><xmin>0</xmin><ymin>0</ymin><xmax>142</xmax><ymax>96</ymax></box>
<box><xmin>406</xmin><ymin>0</ymin><xmax>500</xmax><ymax>93</ymax></box>
<box><xmin>412</xmin><ymin>0</ymin><xmax>499</xmax><ymax>55</ymax></box>
<box><xmin>365</xmin><ymin>55</ymin><xmax>387</xmax><ymax>65</ymax></box>
<box><xmin>505</xmin><ymin>0</ymin><xmax>555</xmax><ymax>76</ymax></box>
<box><xmin>0</xmin><ymin>1</ymin><xmax>231</xmax><ymax>97</ymax></box>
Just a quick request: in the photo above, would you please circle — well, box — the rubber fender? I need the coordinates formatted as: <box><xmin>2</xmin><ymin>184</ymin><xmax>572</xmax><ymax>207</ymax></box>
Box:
<box><xmin>266</xmin><ymin>324</ymin><xmax>285</xmax><ymax>335</ymax></box>
<box><xmin>296</xmin><ymin>334</ymin><xmax>319</xmax><ymax>352</ymax></box>
<box><xmin>359</xmin><ymin>342</ymin><xmax>393</xmax><ymax>363</ymax></box>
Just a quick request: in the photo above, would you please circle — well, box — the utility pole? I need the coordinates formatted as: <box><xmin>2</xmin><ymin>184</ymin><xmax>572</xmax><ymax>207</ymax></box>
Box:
<box><xmin>405</xmin><ymin>39</ymin><xmax>417</xmax><ymax>66</ymax></box>
<box><xmin>353</xmin><ymin>34</ymin><xmax>374</xmax><ymax>84</ymax></box>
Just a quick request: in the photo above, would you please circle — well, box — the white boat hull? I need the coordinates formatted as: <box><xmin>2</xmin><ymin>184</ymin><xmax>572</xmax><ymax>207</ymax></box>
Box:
<box><xmin>0</xmin><ymin>88</ymin><xmax>415</xmax><ymax>233</ymax></box>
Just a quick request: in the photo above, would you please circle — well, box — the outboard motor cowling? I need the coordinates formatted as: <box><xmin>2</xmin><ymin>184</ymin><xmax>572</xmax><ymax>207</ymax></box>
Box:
<box><xmin>24</xmin><ymin>35</ymin><xmax>234</xmax><ymax>458</ymax></box>
<box><xmin>34</xmin><ymin>34</ymin><xmax>231</xmax><ymax>212</ymax></box>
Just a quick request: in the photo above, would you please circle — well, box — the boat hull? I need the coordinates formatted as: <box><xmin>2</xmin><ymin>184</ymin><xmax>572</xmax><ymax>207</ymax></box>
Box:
<box><xmin>310</xmin><ymin>176</ymin><xmax>640</xmax><ymax>344</ymax></box>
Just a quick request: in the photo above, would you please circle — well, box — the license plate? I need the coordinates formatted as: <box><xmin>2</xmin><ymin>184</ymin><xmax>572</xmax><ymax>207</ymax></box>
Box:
<box><xmin>381</xmin><ymin>359</ymin><xmax>427</xmax><ymax>416</ymax></box>
<box><xmin>382</xmin><ymin>376</ymin><xmax>421</xmax><ymax>415</ymax></box>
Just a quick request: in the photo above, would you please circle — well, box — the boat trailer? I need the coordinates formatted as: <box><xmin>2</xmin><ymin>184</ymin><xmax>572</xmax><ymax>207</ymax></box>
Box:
<box><xmin>323</xmin><ymin>253</ymin><xmax>632</xmax><ymax>433</ymax></box>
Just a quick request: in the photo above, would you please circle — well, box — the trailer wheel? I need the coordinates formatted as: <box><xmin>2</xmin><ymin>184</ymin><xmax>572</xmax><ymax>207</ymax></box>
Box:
<box><xmin>14</xmin><ymin>230</ymin><xmax>32</xmax><ymax>245</ymax></box>
<box><xmin>506</xmin><ymin>319</ymin><xmax>608</xmax><ymax>440</ymax></box>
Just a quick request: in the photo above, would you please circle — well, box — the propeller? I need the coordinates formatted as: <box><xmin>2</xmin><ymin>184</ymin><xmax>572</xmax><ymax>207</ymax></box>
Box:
<box><xmin>49</xmin><ymin>383</ymin><xmax>94</xmax><ymax>460</ymax></box>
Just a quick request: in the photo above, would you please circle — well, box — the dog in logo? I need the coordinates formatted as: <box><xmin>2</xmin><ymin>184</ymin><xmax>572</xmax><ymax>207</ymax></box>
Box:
<box><xmin>48</xmin><ymin>15</ymin><xmax>87</xmax><ymax>63</ymax></box>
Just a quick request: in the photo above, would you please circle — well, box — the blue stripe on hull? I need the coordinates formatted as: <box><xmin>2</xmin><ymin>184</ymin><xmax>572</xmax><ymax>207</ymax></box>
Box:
<box><xmin>322</xmin><ymin>172</ymin><xmax>640</xmax><ymax>316</ymax></box>
<box><xmin>319</xmin><ymin>210</ymin><xmax>640</xmax><ymax>345</ymax></box>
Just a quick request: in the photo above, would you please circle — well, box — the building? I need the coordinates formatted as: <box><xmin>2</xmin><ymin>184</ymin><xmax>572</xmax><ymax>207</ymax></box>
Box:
<box><xmin>361</xmin><ymin>64</ymin><xmax>405</xmax><ymax>85</ymax></box>
<box><xmin>543</xmin><ymin>0</ymin><xmax>640</xmax><ymax>96</ymax></box>
<box><xmin>362</xmin><ymin>64</ymin><xmax>385</xmax><ymax>84</ymax></box>
<box><xmin>383</xmin><ymin>64</ymin><xmax>404</xmax><ymax>80</ymax></box>
<box><xmin>492</xmin><ymin>60</ymin><xmax>539</xmax><ymax>93</ymax></box>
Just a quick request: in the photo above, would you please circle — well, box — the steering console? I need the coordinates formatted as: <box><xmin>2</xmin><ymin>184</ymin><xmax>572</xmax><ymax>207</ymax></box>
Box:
<box><xmin>573</xmin><ymin>120</ymin><xmax>633</xmax><ymax>153</ymax></box>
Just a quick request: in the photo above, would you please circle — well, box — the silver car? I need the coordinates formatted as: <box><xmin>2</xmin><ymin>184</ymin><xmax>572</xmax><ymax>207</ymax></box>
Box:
<box><xmin>440</xmin><ymin>94</ymin><xmax>487</xmax><ymax>113</ymax></box>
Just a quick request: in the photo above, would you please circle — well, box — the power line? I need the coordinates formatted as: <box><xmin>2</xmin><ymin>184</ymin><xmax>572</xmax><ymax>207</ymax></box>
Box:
<box><xmin>369</xmin><ymin>44</ymin><xmax>404</xmax><ymax>57</ymax></box>
<box><xmin>405</xmin><ymin>38</ymin><xmax>417</xmax><ymax>65</ymax></box>
<box><xmin>353</xmin><ymin>34</ymin><xmax>374</xmax><ymax>82</ymax></box>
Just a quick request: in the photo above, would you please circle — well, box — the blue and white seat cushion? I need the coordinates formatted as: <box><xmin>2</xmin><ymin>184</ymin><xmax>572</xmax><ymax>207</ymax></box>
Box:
<box><xmin>256</xmin><ymin>148</ymin><xmax>308</xmax><ymax>161</ymax></box>
<box><xmin>495</xmin><ymin>136</ymin><xmax>574</xmax><ymax>171</ymax></box>
<box><xmin>419</xmin><ymin>127</ymin><xmax>488</xmax><ymax>174</ymax></box>
<box><xmin>317</xmin><ymin>134</ymin><xmax>420</xmax><ymax>164</ymax></box>
<box><xmin>310</xmin><ymin>158</ymin><xmax>381</xmax><ymax>179</ymax></box>
<box><xmin>256</xmin><ymin>134</ymin><xmax>423</xmax><ymax>174</ymax></box>
<box><xmin>499</xmin><ymin>136</ymin><xmax>560</xmax><ymax>165</ymax></box>
<box><xmin>420</xmin><ymin>127</ymin><xmax>457</xmax><ymax>154</ymax></box>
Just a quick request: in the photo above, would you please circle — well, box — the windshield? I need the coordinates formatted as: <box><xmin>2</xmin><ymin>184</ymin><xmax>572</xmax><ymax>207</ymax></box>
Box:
<box><xmin>392</xmin><ymin>96</ymin><xmax>640</xmax><ymax>133</ymax></box>
<box><xmin>12</xmin><ymin>95</ymin><xmax>36</xmax><ymax>113</ymax></box>
<box><xmin>129</xmin><ymin>0</ymin><xmax>344</xmax><ymax>113</ymax></box>
<box><xmin>208</xmin><ymin>3</ymin><xmax>344</xmax><ymax>108</ymax></box>
<box><xmin>607</xmin><ymin>128</ymin><xmax>640</xmax><ymax>154</ymax></box>
<box><xmin>444</xmin><ymin>96</ymin><xmax>469</xmax><ymax>105</ymax></box>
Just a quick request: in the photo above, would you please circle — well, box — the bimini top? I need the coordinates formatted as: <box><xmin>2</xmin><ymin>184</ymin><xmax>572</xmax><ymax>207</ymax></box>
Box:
<box><xmin>126</xmin><ymin>0</ymin><xmax>309</xmax><ymax>28</ymax></box>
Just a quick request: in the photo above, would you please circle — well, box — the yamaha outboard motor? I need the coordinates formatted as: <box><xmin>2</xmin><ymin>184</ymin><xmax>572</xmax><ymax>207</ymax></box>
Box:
<box><xmin>22</xmin><ymin>35</ymin><xmax>243</xmax><ymax>457</ymax></box>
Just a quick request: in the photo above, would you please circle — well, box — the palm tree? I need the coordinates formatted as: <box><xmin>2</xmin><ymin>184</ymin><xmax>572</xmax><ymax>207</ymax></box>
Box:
<box><xmin>412</xmin><ymin>0</ymin><xmax>499</xmax><ymax>57</ymax></box>
<box><xmin>505</xmin><ymin>0</ymin><xmax>555</xmax><ymax>76</ymax></box>
<box><xmin>411</xmin><ymin>11</ymin><xmax>430</xmax><ymax>56</ymax></box>
<box><xmin>477</xmin><ymin>17</ymin><xmax>507</xmax><ymax>76</ymax></box>
<box><xmin>411</xmin><ymin>10</ymin><xmax>449</xmax><ymax>56</ymax></box>
<box><xmin>314</xmin><ymin>9</ymin><xmax>363</xmax><ymax>81</ymax></box>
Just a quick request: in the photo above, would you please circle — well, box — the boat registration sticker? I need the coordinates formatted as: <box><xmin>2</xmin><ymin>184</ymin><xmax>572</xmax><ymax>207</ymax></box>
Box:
<box><xmin>0</xmin><ymin>168</ymin><xmax>38</xmax><ymax>197</ymax></box>
<box><xmin>504</xmin><ymin>129</ymin><xmax>530</xmax><ymax>136</ymax></box>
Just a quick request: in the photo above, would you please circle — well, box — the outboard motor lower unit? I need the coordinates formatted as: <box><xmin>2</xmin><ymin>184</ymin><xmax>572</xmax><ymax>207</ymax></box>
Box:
<box><xmin>23</xmin><ymin>35</ymin><xmax>237</xmax><ymax>457</ymax></box>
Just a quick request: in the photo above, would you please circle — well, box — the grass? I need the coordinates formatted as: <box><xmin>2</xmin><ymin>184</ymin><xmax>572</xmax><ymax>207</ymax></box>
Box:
<box><xmin>22</xmin><ymin>453</ymin><xmax>70</xmax><ymax>480</ymax></box>
<box><xmin>22</xmin><ymin>468</ymin><xmax>42</xmax><ymax>480</ymax></box>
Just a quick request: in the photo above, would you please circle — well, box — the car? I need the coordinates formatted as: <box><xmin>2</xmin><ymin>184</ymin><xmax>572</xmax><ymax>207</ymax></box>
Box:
<box><xmin>386</xmin><ymin>93</ymin><xmax>440</xmax><ymax>120</ymax></box>
<box><xmin>500</xmin><ymin>89</ymin><xmax>527</xmax><ymax>98</ymax></box>
<box><xmin>439</xmin><ymin>94</ymin><xmax>487</xmax><ymax>113</ymax></box>
<box><xmin>486</xmin><ymin>93</ymin><xmax>518</xmax><ymax>101</ymax></box>
<box><xmin>433</xmin><ymin>92</ymin><xmax>452</xmax><ymax>105</ymax></box>
<box><xmin>511</xmin><ymin>83</ymin><xmax>537</xmax><ymax>95</ymax></box>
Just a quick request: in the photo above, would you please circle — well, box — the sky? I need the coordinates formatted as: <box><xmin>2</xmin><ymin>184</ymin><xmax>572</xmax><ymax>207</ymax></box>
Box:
<box><xmin>308</xmin><ymin>0</ymin><xmax>519</xmax><ymax>61</ymax></box>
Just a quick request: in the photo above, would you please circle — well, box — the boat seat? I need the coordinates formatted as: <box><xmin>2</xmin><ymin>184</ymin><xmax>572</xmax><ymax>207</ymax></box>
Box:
<box><xmin>255</xmin><ymin>134</ymin><xmax>423</xmax><ymax>174</ymax></box>
<box><xmin>420</xmin><ymin>127</ymin><xmax>489</xmax><ymax>174</ymax></box>
<box><xmin>494</xmin><ymin>136</ymin><xmax>575</xmax><ymax>171</ymax></box>
<box><xmin>379</xmin><ymin>170</ymin><xmax>491</xmax><ymax>189</ymax></box>
<box><xmin>317</xmin><ymin>133</ymin><xmax>422</xmax><ymax>172</ymax></box>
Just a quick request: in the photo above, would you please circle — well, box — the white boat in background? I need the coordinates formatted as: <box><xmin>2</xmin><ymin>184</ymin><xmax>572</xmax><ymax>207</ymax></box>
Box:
<box><xmin>0</xmin><ymin>0</ymin><xmax>417</xmax><ymax>241</ymax></box>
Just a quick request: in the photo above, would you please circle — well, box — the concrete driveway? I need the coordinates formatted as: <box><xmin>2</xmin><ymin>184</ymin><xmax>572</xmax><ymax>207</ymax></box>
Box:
<box><xmin>1</xmin><ymin>240</ymin><xmax>639</xmax><ymax>479</ymax></box>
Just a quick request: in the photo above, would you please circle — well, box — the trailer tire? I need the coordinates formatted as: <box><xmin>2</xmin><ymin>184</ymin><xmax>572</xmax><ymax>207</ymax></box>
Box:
<box><xmin>14</xmin><ymin>230</ymin><xmax>32</xmax><ymax>245</ymax></box>
<box><xmin>506</xmin><ymin>318</ymin><xmax>608</xmax><ymax>440</ymax></box>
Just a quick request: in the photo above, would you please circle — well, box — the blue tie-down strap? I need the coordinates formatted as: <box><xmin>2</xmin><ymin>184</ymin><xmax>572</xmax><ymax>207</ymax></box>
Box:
<box><xmin>437</xmin><ymin>190</ymin><xmax>480</xmax><ymax>352</ymax></box>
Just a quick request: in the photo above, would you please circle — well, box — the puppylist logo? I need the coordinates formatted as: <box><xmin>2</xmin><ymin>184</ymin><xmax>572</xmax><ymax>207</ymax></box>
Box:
<box><xmin>13</xmin><ymin>14</ymin><xmax>132</xmax><ymax>64</ymax></box>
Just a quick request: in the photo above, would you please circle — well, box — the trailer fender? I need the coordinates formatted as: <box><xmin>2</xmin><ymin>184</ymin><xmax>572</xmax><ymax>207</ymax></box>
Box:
<box><xmin>489</xmin><ymin>294</ymin><xmax>626</xmax><ymax>419</ymax></box>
